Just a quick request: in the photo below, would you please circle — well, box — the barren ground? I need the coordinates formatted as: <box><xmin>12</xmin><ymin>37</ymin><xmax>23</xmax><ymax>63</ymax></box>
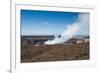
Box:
<box><xmin>21</xmin><ymin>42</ymin><xmax>89</xmax><ymax>63</ymax></box>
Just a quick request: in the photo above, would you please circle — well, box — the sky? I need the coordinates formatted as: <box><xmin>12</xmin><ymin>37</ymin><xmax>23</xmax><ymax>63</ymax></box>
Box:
<box><xmin>21</xmin><ymin>9</ymin><xmax>89</xmax><ymax>36</ymax></box>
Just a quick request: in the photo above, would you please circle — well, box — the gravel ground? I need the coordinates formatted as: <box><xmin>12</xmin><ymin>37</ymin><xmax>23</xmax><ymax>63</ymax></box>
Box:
<box><xmin>21</xmin><ymin>42</ymin><xmax>89</xmax><ymax>63</ymax></box>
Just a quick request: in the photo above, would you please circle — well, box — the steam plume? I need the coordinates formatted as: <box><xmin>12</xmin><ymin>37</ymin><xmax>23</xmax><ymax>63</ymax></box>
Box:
<box><xmin>44</xmin><ymin>14</ymin><xmax>89</xmax><ymax>45</ymax></box>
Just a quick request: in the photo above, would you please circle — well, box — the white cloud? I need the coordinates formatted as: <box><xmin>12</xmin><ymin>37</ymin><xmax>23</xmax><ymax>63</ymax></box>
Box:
<box><xmin>42</xmin><ymin>21</ymin><xmax>48</xmax><ymax>24</ymax></box>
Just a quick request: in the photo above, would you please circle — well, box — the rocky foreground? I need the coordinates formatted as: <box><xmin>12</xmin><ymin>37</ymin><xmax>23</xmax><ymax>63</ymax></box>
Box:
<box><xmin>21</xmin><ymin>42</ymin><xmax>89</xmax><ymax>63</ymax></box>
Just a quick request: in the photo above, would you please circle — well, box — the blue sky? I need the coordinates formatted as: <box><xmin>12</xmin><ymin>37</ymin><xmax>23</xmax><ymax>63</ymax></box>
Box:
<box><xmin>21</xmin><ymin>10</ymin><xmax>89</xmax><ymax>36</ymax></box>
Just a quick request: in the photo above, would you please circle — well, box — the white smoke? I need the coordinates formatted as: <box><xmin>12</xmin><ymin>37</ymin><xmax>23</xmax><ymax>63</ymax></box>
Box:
<box><xmin>44</xmin><ymin>13</ymin><xmax>89</xmax><ymax>45</ymax></box>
